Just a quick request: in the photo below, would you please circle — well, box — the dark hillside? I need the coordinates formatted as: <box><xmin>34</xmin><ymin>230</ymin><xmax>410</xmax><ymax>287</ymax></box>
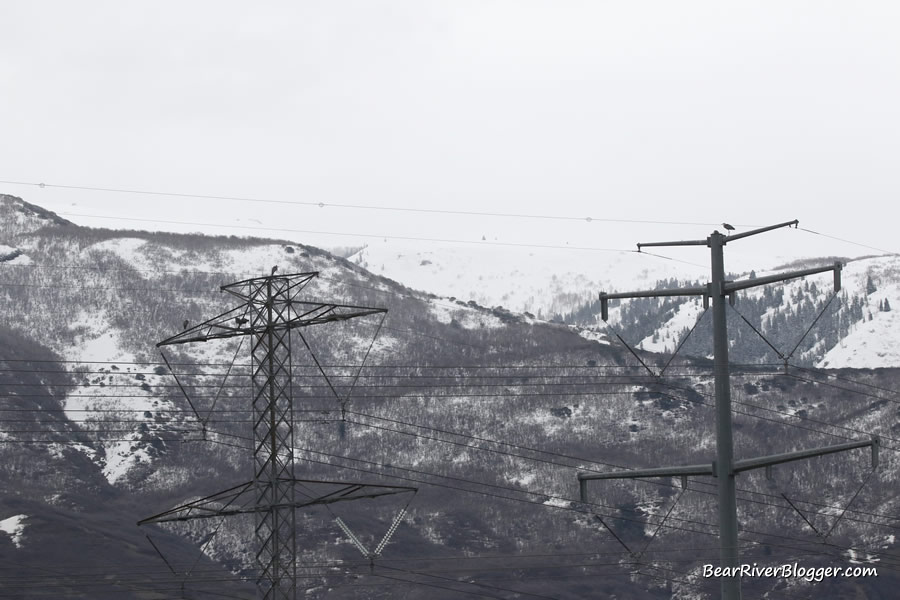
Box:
<box><xmin>0</xmin><ymin>196</ymin><xmax>897</xmax><ymax>599</ymax></box>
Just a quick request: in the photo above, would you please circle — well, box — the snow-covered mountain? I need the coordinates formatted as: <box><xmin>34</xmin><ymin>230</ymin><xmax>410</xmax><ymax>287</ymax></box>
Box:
<box><xmin>349</xmin><ymin>238</ymin><xmax>900</xmax><ymax>369</ymax></box>
<box><xmin>2</xmin><ymin>194</ymin><xmax>898</xmax><ymax>600</ymax></box>
<box><xmin>348</xmin><ymin>239</ymin><xmax>708</xmax><ymax>318</ymax></box>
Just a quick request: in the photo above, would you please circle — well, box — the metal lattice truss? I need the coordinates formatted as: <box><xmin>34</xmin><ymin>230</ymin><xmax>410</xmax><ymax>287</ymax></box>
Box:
<box><xmin>143</xmin><ymin>271</ymin><xmax>403</xmax><ymax>600</ymax></box>
<box><xmin>138</xmin><ymin>479</ymin><xmax>417</xmax><ymax>524</ymax></box>
<box><xmin>157</xmin><ymin>272</ymin><xmax>387</xmax><ymax>347</ymax></box>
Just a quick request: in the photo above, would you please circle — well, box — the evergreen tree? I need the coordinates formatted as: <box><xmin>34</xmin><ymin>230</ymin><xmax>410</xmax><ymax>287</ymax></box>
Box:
<box><xmin>866</xmin><ymin>275</ymin><xmax>877</xmax><ymax>295</ymax></box>
<box><xmin>884</xmin><ymin>298</ymin><xmax>892</xmax><ymax>312</ymax></box>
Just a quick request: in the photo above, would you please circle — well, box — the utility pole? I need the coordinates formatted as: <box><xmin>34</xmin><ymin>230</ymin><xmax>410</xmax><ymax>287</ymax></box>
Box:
<box><xmin>140</xmin><ymin>271</ymin><xmax>415</xmax><ymax>600</ymax></box>
<box><xmin>577</xmin><ymin>221</ymin><xmax>879</xmax><ymax>600</ymax></box>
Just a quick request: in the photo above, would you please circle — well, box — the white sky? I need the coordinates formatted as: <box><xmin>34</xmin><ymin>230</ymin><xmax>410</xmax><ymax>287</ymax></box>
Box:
<box><xmin>2</xmin><ymin>1</ymin><xmax>899</xmax><ymax>266</ymax></box>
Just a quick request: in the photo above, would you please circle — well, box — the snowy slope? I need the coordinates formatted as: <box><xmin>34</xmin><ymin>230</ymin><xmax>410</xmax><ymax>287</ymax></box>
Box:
<box><xmin>817</xmin><ymin>256</ymin><xmax>900</xmax><ymax>368</ymax></box>
<box><xmin>602</xmin><ymin>253</ymin><xmax>900</xmax><ymax>368</ymax></box>
<box><xmin>637</xmin><ymin>297</ymin><xmax>706</xmax><ymax>352</ymax></box>
<box><xmin>349</xmin><ymin>240</ymin><xmax>709</xmax><ymax>318</ymax></box>
<box><xmin>0</xmin><ymin>514</ymin><xmax>27</xmax><ymax>549</ymax></box>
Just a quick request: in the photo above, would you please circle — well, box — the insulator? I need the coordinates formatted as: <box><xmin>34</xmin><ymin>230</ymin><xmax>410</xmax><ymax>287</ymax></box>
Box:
<box><xmin>373</xmin><ymin>507</ymin><xmax>407</xmax><ymax>556</ymax></box>
<box><xmin>335</xmin><ymin>517</ymin><xmax>370</xmax><ymax>558</ymax></box>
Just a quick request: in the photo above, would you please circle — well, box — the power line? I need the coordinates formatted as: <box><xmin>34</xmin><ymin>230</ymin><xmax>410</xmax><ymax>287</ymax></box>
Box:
<box><xmin>0</xmin><ymin>179</ymin><xmax>725</xmax><ymax>228</ymax></box>
<box><xmin>283</xmin><ymin>440</ymin><xmax>900</xmax><ymax>568</ymax></box>
<box><xmin>210</xmin><ymin>428</ymin><xmax>900</xmax><ymax>565</ymax></box>
<box><xmin>799</xmin><ymin>226</ymin><xmax>900</xmax><ymax>256</ymax></box>
<box><xmin>43</xmin><ymin>211</ymin><xmax>646</xmax><ymax>253</ymax></box>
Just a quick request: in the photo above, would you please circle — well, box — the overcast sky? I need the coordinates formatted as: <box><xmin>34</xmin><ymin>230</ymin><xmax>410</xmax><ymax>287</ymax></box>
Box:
<box><xmin>2</xmin><ymin>1</ymin><xmax>899</xmax><ymax>266</ymax></box>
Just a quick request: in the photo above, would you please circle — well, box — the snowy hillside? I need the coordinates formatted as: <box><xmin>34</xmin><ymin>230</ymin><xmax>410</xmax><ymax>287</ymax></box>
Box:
<box><xmin>572</xmin><ymin>253</ymin><xmax>900</xmax><ymax>369</ymax></box>
<box><xmin>349</xmin><ymin>239</ymin><xmax>708</xmax><ymax>318</ymax></box>
<box><xmin>817</xmin><ymin>256</ymin><xmax>900</xmax><ymax>368</ymax></box>
<box><xmin>3</xmin><ymin>195</ymin><xmax>899</xmax><ymax>600</ymax></box>
<box><xmin>348</xmin><ymin>237</ymin><xmax>900</xmax><ymax>369</ymax></box>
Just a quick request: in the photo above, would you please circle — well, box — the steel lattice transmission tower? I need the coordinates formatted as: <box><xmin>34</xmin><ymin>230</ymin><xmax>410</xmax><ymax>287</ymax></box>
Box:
<box><xmin>140</xmin><ymin>271</ymin><xmax>414</xmax><ymax>600</ymax></box>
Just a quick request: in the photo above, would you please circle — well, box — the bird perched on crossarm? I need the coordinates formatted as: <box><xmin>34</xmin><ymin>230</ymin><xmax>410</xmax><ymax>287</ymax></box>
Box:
<box><xmin>722</xmin><ymin>223</ymin><xmax>735</xmax><ymax>232</ymax></box>
<box><xmin>182</xmin><ymin>319</ymin><xmax>189</xmax><ymax>330</ymax></box>
<box><xmin>271</xmin><ymin>265</ymin><xmax>278</xmax><ymax>276</ymax></box>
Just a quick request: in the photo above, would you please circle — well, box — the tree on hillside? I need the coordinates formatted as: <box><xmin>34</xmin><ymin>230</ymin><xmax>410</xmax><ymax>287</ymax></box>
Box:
<box><xmin>866</xmin><ymin>275</ymin><xmax>877</xmax><ymax>295</ymax></box>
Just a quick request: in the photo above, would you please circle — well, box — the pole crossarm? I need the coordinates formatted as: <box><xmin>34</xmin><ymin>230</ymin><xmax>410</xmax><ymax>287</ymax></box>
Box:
<box><xmin>601</xmin><ymin>286</ymin><xmax>708</xmax><ymax>301</ymax></box>
<box><xmin>637</xmin><ymin>239</ymin><xmax>708</xmax><ymax>249</ymax></box>
<box><xmin>598</xmin><ymin>286</ymin><xmax>707</xmax><ymax>322</ymax></box>
<box><xmin>733</xmin><ymin>437</ymin><xmax>879</xmax><ymax>474</ymax></box>
<box><xmin>139</xmin><ymin>479</ymin><xmax>417</xmax><ymax>525</ymax></box>
<box><xmin>578</xmin><ymin>464</ymin><xmax>711</xmax><ymax>503</ymax></box>
<box><xmin>578</xmin><ymin>464</ymin><xmax>713</xmax><ymax>482</ymax></box>
<box><xmin>723</xmin><ymin>219</ymin><xmax>799</xmax><ymax>242</ymax></box>
<box><xmin>579</xmin><ymin>438</ymin><xmax>878</xmax><ymax>501</ymax></box>
<box><xmin>635</xmin><ymin>219</ymin><xmax>799</xmax><ymax>251</ymax></box>
<box><xmin>724</xmin><ymin>262</ymin><xmax>842</xmax><ymax>295</ymax></box>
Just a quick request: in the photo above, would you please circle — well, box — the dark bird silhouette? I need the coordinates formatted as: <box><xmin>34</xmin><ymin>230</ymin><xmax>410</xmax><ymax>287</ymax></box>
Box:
<box><xmin>722</xmin><ymin>223</ymin><xmax>735</xmax><ymax>231</ymax></box>
<box><xmin>271</xmin><ymin>265</ymin><xmax>278</xmax><ymax>276</ymax></box>
<box><xmin>182</xmin><ymin>319</ymin><xmax>189</xmax><ymax>330</ymax></box>
<box><xmin>235</xmin><ymin>317</ymin><xmax>249</xmax><ymax>326</ymax></box>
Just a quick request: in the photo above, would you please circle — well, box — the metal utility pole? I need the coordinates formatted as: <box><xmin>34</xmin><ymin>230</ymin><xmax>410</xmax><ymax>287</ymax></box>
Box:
<box><xmin>577</xmin><ymin>221</ymin><xmax>879</xmax><ymax>600</ymax></box>
<box><xmin>140</xmin><ymin>271</ymin><xmax>415</xmax><ymax>600</ymax></box>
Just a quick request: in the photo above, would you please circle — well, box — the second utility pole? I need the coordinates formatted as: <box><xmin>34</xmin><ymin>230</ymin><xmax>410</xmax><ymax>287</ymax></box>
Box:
<box><xmin>578</xmin><ymin>220</ymin><xmax>879</xmax><ymax>600</ymax></box>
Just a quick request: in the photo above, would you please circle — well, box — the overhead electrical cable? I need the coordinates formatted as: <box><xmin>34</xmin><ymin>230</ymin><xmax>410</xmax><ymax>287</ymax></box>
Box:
<box><xmin>0</xmin><ymin>178</ymin><xmax>727</xmax><ymax>227</ymax></box>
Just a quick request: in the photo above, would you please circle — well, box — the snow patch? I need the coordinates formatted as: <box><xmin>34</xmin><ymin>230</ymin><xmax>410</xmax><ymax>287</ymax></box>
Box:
<box><xmin>103</xmin><ymin>440</ymin><xmax>153</xmax><ymax>484</ymax></box>
<box><xmin>818</xmin><ymin>301</ymin><xmax>900</xmax><ymax>369</ymax></box>
<box><xmin>0</xmin><ymin>244</ymin><xmax>31</xmax><ymax>264</ymax></box>
<box><xmin>61</xmin><ymin>311</ymin><xmax>169</xmax><ymax>484</ymax></box>
<box><xmin>543</xmin><ymin>497</ymin><xmax>571</xmax><ymax>508</ymax></box>
<box><xmin>509</xmin><ymin>472</ymin><xmax>536</xmax><ymax>487</ymax></box>
<box><xmin>85</xmin><ymin>238</ymin><xmax>154</xmax><ymax>272</ymax></box>
<box><xmin>571</xmin><ymin>326</ymin><xmax>609</xmax><ymax>345</ymax></box>
<box><xmin>846</xmin><ymin>547</ymin><xmax>879</xmax><ymax>564</ymax></box>
<box><xmin>64</xmin><ymin>310</ymin><xmax>134</xmax><ymax>363</ymax></box>
<box><xmin>638</xmin><ymin>299</ymin><xmax>705</xmax><ymax>353</ymax></box>
<box><xmin>0</xmin><ymin>514</ymin><xmax>27</xmax><ymax>548</ymax></box>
